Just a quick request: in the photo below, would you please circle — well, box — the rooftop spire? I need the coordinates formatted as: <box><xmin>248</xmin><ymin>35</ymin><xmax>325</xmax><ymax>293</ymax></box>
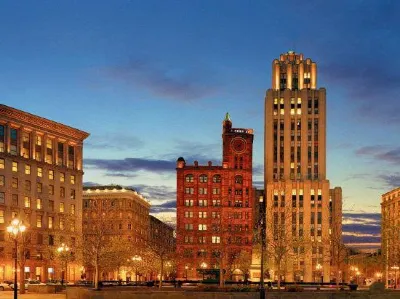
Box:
<box><xmin>224</xmin><ymin>112</ymin><xmax>231</xmax><ymax>122</ymax></box>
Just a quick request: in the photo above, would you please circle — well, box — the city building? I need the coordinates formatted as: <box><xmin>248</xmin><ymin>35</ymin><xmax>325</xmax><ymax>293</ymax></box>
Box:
<box><xmin>176</xmin><ymin>113</ymin><xmax>254</xmax><ymax>280</ymax></box>
<box><xmin>0</xmin><ymin>104</ymin><xmax>89</xmax><ymax>282</ymax></box>
<box><xmin>381</xmin><ymin>187</ymin><xmax>400</xmax><ymax>287</ymax></box>
<box><xmin>82</xmin><ymin>185</ymin><xmax>151</xmax><ymax>280</ymax></box>
<box><xmin>260</xmin><ymin>51</ymin><xmax>342</xmax><ymax>282</ymax></box>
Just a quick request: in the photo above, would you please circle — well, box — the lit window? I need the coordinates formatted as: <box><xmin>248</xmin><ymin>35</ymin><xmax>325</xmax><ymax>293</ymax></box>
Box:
<box><xmin>184</xmin><ymin>200</ymin><xmax>194</xmax><ymax>206</ymax></box>
<box><xmin>49</xmin><ymin>170</ymin><xmax>54</xmax><ymax>180</ymax></box>
<box><xmin>212</xmin><ymin>236</ymin><xmax>221</xmax><ymax>244</ymax></box>
<box><xmin>0</xmin><ymin>175</ymin><xmax>4</xmax><ymax>186</ymax></box>
<box><xmin>290</xmin><ymin>109</ymin><xmax>295</xmax><ymax>115</ymax></box>
<box><xmin>280</xmin><ymin>98</ymin><xmax>284</xmax><ymax>104</ymax></box>
<box><xmin>0</xmin><ymin>210</ymin><xmax>4</xmax><ymax>223</ymax></box>
<box><xmin>280</xmin><ymin>109</ymin><xmax>285</xmax><ymax>115</ymax></box>
<box><xmin>49</xmin><ymin>185</ymin><xmax>54</xmax><ymax>195</ymax></box>
<box><xmin>37</xmin><ymin>182</ymin><xmax>42</xmax><ymax>193</ymax></box>
<box><xmin>199</xmin><ymin>212</ymin><xmax>207</xmax><ymax>218</ymax></box>
<box><xmin>297</xmin><ymin>108</ymin><xmax>302</xmax><ymax>115</ymax></box>
<box><xmin>60</xmin><ymin>173</ymin><xmax>65</xmax><ymax>182</ymax></box>
<box><xmin>36</xmin><ymin>135</ymin><xmax>42</xmax><ymax>146</ymax></box>
<box><xmin>70</xmin><ymin>204</ymin><xmax>75</xmax><ymax>215</ymax></box>
<box><xmin>70</xmin><ymin>175</ymin><xmax>75</xmax><ymax>184</ymax></box>
<box><xmin>0</xmin><ymin>159</ymin><xmax>4</xmax><ymax>169</ymax></box>
<box><xmin>37</xmin><ymin>198</ymin><xmax>42</xmax><ymax>209</ymax></box>
<box><xmin>60</xmin><ymin>202</ymin><xmax>65</xmax><ymax>213</ymax></box>
<box><xmin>185</xmin><ymin>174</ymin><xmax>194</xmax><ymax>182</ymax></box>
<box><xmin>212</xmin><ymin>188</ymin><xmax>220</xmax><ymax>195</ymax></box>
<box><xmin>36</xmin><ymin>216</ymin><xmax>42</xmax><ymax>228</ymax></box>
<box><xmin>12</xmin><ymin>162</ymin><xmax>18</xmax><ymax>172</ymax></box>
<box><xmin>185</xmin><ymin>187</ymin><xmax>194</xmax><ymax>194</ymax></box>
<box><xmin>198</xmin><ymin>224</ymin><xmax>207</xmax><ymax>231</ymax></box>
<box><xmin>12</xmin><ymin>177</ymin><xmax>18</xmax><ymax>188</ymax></box>
<box><xmin>297</xmin><ymin>98</ymin><xmax>302</xmax><ymax>104</ymax></box>
<box><xmin>199</xmin><ymin>174</ymin><xmax>208</xmax><ymax>183</ymax></box>
<box><xmin>60</xmin><ymin>187</ymin><xmax>65</xmax><ymax>198</ymax></box>
<box><xmin>199</xmin><ymin>188</ymin><xmax>207</xmax><ymax>195</ymax></box>
<box><xmin>25</xmin><ymin>164</ymin><xmax>31</xmax><ymax>174</ymax></box>
<box><xmin>212</xmin><ymin>175</ymin><xmax>221</xmax><ymax>183</ymax></box>
<box><xmin>37</xmin><ymin>167</ymin><xmax>43</xmax><ymax>177</ymax></box>
<box><xmin>59</xmin><ymin>219</ymin><xmax>64</xmax><ymax>230</ymax></box>
<box><xmin>274</xmin><ymin>98</ymin><xmax>278</xmax><ymax>104</ymax></box>
<box><xmin>70</xmin><ymin>189</ymin><xmax>75</xmax><ymax>199</ymax></box>
<box><xmin>199</xmin><ymin>200</ymin><xmax>208</xmax><ymax>207</ymax></box>
<box><xmin>48</xmin><ymin>217</ymin><xmax>53</xmax><ymax>229</ymax></box>
<box><xmin>24</xmin><ymin>196</ymin><xmax>31</xmax><ymax>208</ymax></box>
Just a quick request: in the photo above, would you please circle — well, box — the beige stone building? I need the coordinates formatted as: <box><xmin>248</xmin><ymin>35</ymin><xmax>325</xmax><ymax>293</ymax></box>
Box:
<box><xmin>381</xmin><ymin>187</ymin><xmax>400</xmax><ymax>286</ymax></box>
<box><xmin>82</xmin><ymin>185</ymin><xmax>151</xmax><ymax>280</ymax></box>
<box><xmin>0</xmin><ymin>104</ymin><xmax>89</xmax><ymax>282</ymax></box>
<box><xmin>259</xmin><ymin>51</ymin><xmax>342</xmax><ymax>282</ymax></box>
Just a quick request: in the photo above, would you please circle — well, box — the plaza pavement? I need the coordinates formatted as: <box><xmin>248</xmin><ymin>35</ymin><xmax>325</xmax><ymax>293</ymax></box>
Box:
<box><xmin>0</xmin><ymin>291</ymin><xmax>65</xmax><ymax>299</ymax></box>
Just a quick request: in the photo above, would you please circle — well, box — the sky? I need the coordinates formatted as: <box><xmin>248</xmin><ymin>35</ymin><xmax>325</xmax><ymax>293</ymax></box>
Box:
<box><xmin>1</xmin><ymin>0</ymin><xmax>399</xmax><ymax>248</ymax></box>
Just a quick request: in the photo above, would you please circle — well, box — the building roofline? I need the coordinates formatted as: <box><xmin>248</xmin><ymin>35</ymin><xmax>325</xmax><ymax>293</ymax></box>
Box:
<box><xmin>0</xmin><ymin>104</ymin><xmax>90</xmax><ymax>141</ymax></box>
<box><xmin>382</xmin><ymin>186</ymin><xmax>400</xmax><ymax>197</ymax></box>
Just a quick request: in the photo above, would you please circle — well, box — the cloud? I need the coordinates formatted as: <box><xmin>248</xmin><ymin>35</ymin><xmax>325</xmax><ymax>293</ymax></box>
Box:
<box><xmin>83</xmin><ymin>181</ymin><xmax>102</xmax><ymax>187</ymax></box>
<box><xmin>342</xmin><ymin>212</ymin><xmax>381</xmax><ymax>245</ymax></box>
<box><xmin>104</xmin><ymin>172</ymin><xmax>138</xmax><ymax>178</ymax></box>
<box><xmin>104</xmin><ymin>58</ymin><xmax>221</xmax><ymax>101</ymax></box>
<box><xmin>133</xmin><ymin>184</ymin><xmax>176</xmax><ymax>203</ymax></box>
<box><xmin>151</xmin><ymin>200</ymin><xmax>176</xmax><ymax>214</ymax></box>
<box><xmin>84</xmin><ymin>157</ymin><xmax>176</xmax><ymax>173</ymax></box>
<box><xmin>356</xmin><ymin>145</ymin><xmax>400</xmax><ymax>165</ymax></box>
<box><xmin>376</xmin><ymin>173</ymin><xmax>400</xmax><ymax>189</ymax></box>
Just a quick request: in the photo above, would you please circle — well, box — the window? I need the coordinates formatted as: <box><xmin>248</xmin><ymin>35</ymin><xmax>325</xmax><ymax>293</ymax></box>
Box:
<box><xmin>10</xmin><ymin>129</ymin><xmax>18</xmax><ymax>155</ymax></box>
<box><xmin>24</xmin><ymin>180</ymin><xmax>31</xmax><ymax>191</ymax></box>
<box><xmin>24</xmin><ymin>196</ymin><xmax>31</xmax><ymax>208</ymax></box>
<box><xmin>199</xmin><ymin>174</ymin><xmax>208</xmax><ymax>183</ymax></box>
<box><xmin>60</xmin><ymin>187</ymin><xmax>65</xmax><ymax>198</ymax></box>
<box><xmin>37</xmin><ymin>182</ymin><xmax>42</xmax><ymax>193</ymax></box>
<box><xmin>49</xmin><ymin>200</ymin><xmax>54</xmax><ymax>211</ymax></box>
<box><xmin>185</xmin><ymin>174</ymin><xmax>194</xmax><ymax>182</ymax></box>
<box><xmin>198</xmin><ymin>236</ymin><xmax>206</xmax><ymax>244</ymax></box>
<box><xmin>0</xmin><ymin>126</ymin><xmax>4</xmax><ymax>152</ymax></box>
<box><xmin>0</xmin><ymin>176</ymin><xmax>3</xmax><ymax>186</ymax></box>
<box><xmin>70</xmin><ymin>175</ymin><xmax>75</xmax><ymax>184</ymax></box>
<box><xmin>35</xmin><ymin>197</ymin><xmax>42</xmax><ymax>210</ymax></box>
<box><xmin>185</xmin><ymin>187</ymin><xmax>194</xmax><ymax>194</ymax></box>
<box><xmin>48</xmin><ymin>234</ymin><xmax>54</xmax><ymax>245</ymax></box>
<box><xmin>59</xmin><ymin>202</ymin><xmax>65</xmax><ymax>213</ymax></box>
<box><xmin>213</xmin><ymin>175</ymin><xmax>221</xmax><ymax>183</ymax></box>
<box><xmin>184</xmin><ymin>211</ymin><xmax>193</xmax><ymax>218</ymax></box>
<box><xmin>235</xmin><ymin>175</ymin><xmax>243</xmax><ymax>184</ymax></box>
<box><xmin>184</xmin><ymin>199</ymin><xmax>194</xmax><ymax>207</ymax></box>
<box><xmin>12</xmin><ymin>194</ymin><xmax>18</xmax><ymax>206</ymax></box>
<box><xmin>199</xmin><ymin>211</ymin><xmax>207</xmax><ymax>218</ymax></box>
<box><xmin>212</xmin><ymin>199</ymin><xmax>221</xmax><ymax>206</ymax></box>
<box><xmin>212</xmin><ymin>188</ymin><xmax>220</xmax><ymax>195</ymax></box>
<box><xmin>48</xmin><ymin>217</ymin><xmax>53</xmax><ymax>229</ymax></box>
<box><xmin>0</xmin><ymin>159</ymin><xmax>4</xmax><ymax>169</ymax></box>
<box><xmin>0</xmin><ymin>210</ymin><xmax>4</xmax><ymax>223</ymax></box>
<box><xmin>12</xmin><ymin>177</ymin><xmax>18</xmax><ymax>188</ymax></box>
<box><xmin>198</xmin><ymin>199</ymin><xmax>208</xmax><ymax>207</ymax></box>
<box><xmin>199</xmin><ymin>188</ymin><xmax>207</xmax><ymax>195</ymax></box>
<box><xmin>49</xmin><ymin>185</ymin><xmax>54</xmax><ymax>195</ymax></box>
<box><xmin>60</xmin><ymin>173</ymin><xmax>65</xmax><ymax>182</ymax></box>
<box><xmin>198</xmin><ymin>224</ymin><xmax>207</xmax><ymax>231</ymax></box>
<box><xmin>12</xmin><ymin>162</ymin><xmax>18</xmax><ymax>172</ymax></box>
<box><xmin>48</xmin><ymin>170</ymin><xmax>54</xmax><ymax>180</ymax></box>
<box><xmin>70</xmin><ymin>204</ymin><xmax>75</xmax><ymax>215</ymax></box>
<box><xmin>184</xmin><ymin>223</ymin><xmax>193</xmax><ymax>231</ymax></box>
<box><xmin>36</xmin><ymin>216</ymin><xmax>42</xmax><ymax>228</ymax></box>
<box><xmin>37</xmin><ymin>167</ymin><xmax>43</xmax><ymax>177</ymax></box>
<box><xmin>57</xmin><ymin>142</ymin><xmax>64</xmax><ymax>165</ymax></box>
<box><xmin>212</xmin><ymin>236</ymin><xmax>220</xmax><ymax>244</ymax></box>
<box><xmin>0</xmin><ymin>193</ymin><xmax>4</xmax><ymax>204</ymax></box>
<box><xmin>70</xmin><ymin>189</ymin><xmax>75</xmax><ymax>199</ymax></box>
<box><xmin>211</xmin><ymin>212</ymin><xmax>220</xmax><ymax>219</ymax></box>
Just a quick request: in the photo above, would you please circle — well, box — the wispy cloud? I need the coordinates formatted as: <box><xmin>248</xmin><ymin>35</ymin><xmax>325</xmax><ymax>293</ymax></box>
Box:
<box><xmin>342</xmin><ymin>212</ymin><xmax>381</xmax><ymax>245</ymax></box>
<box><xmin>84</xmin><ymin>157</ymin><xmax>176</xmax><ymax>173</ymax></box>
<box><xmin>86</xmin><ymin>134</ymin><xmax>143</xmax><ymax>151</ymax></box>
<box><xmin>104</xmin><ymin>58</ymin><xmax>221</xmax><ymax>101</ymax></box>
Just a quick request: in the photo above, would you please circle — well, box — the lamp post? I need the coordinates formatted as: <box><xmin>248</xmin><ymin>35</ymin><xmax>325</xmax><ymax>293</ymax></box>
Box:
<box><xmin>184</xmin><ymin>265</ymin><xmax>189</xmax><ymax>280</ymax></box>
<box><xmin>200</xmin><ymin>262</ymin><xmax>207</xmax><ymax>280</ymax></box>
<box><xmin>356</xmin><ymin>270</ymin><xmax>361</xmax><ymax>286</ymax></box>
<box><xmin>316</xmin><ymin>263</ymin><xmax>322</xmax><ymax>283</ymax></box>
<box><xmin>391</xmin><ymin>265</ymin><xmax>399</xmax><ymax>289</ymax></box>
<box><xmin>7</xmin><ymin>219</ymin><xmax>26</xmax><ymax>299</ymax></box>
<box><xmin>57</xmin><ymin>243</ymin><xmax>70</xmax><ymax>286</ymax></box>
<box><xmin>131</xmin><ymin>255</ymin><xmax>142</xmax><ymax>285</ymax></box>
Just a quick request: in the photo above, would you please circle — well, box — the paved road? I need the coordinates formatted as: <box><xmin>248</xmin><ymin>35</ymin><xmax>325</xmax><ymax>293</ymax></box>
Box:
<box><xmin>0</xmin><ymin>291</ymin><xmax>65</xmax><ymax>299</ymax></box>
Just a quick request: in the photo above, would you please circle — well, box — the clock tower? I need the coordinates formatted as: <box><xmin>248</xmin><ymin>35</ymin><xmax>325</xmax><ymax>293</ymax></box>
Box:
<box><xmin>222</xmin><ymin>112</ymin><xmax>254</xmax><ymax>170</ymax></box>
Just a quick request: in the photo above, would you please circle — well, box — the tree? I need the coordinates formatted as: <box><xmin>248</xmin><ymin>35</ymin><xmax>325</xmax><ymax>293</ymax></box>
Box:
<box><xmin>228</xmin><ymin>250</ymin><xmax>252</xmax><ymax>281</ymax></box>
<box><xmin>329</xmin><ymin>228</ymin><xmax>348</xmax><ymax>290</ymax></box>
<box><xmin>147</xmin><ymin>236</ymin><xmax>174</xmax><ymax>288</ymax></box>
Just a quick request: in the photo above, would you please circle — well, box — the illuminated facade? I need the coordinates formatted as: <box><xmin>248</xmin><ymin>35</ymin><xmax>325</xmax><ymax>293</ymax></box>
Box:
<box><xmin>260</xmin><ymin>52</ymin><xmax>342</xmax><ymax>282</ymax></box>
<box><xmin>176</xmin><ymin>114</ymin><xmax>254</xmax><ymax>280</ymax></box>
<box><xmin>0</xmin><ymin>104</ymin><xmax>89</xmax><ymax>282</ymax></box>
<box><xmin>381</xmin><ymin>187</ymin><xmax>400</xmax><ymax>283</ymax></box>
<box><xmin>82</xmin><ymin>185</ymin><xmax>151</xmax><ymax>280</ymax></box>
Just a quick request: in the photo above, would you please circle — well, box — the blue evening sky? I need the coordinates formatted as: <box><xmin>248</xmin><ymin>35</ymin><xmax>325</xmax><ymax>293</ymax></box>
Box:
<box><xmin>1</xmin><ymin>0</ymin><xmax>399</xmax><ymax>246</ymax></box>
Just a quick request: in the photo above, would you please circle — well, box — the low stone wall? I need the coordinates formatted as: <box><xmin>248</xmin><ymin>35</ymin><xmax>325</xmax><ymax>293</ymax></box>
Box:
<box><xmin>66</xmin><ymin>288</ymin><xmax>400</xmax><ymax>299</ymax></box>
<box><xmin>28</xmin><ymin>284</ymin><xmax>64</xmax><ymax>293</ymax></box>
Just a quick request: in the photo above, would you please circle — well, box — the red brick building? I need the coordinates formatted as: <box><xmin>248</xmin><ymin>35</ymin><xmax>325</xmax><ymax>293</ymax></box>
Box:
<box><xmin>176</xmin><ymin>114</ymin><xmax>254</xmax><ymax>280</ymax></box>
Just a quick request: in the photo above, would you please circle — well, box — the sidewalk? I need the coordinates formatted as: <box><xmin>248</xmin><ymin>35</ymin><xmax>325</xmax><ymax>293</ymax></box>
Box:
<box><xmin>0</xmin><ymin>292</ymin><xmax>65</xmax><ymax>299</ymax></box>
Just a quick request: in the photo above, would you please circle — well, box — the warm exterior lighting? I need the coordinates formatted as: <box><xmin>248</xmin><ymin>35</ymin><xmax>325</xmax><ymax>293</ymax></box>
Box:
<box><xmin>57</xmin><ymin>243</ymin><xmax>71</xmax><ymax>285</ymax></box>
<box><xmin>316</xmin><ymin>263</ymin><xmax>322</xmax><ymax>271</ymax></box>
<box><xmin>201</xmin><ymin>262</ymin><xmax>207</xmax><ymax>269</ymax></box>
<box><xmin>131</xmin><ymin>255</ymin><xmax>142</xmax><ymax>285</ymax></box>
<box><xmin>391</xmin><ymin>265</ymin><xmax>399</xmax><ymax>289</ymax></box>
<box><xmin>7</xmin><ymin>218</ymin><xmax>27</xmax><ymax>299</ymax></box>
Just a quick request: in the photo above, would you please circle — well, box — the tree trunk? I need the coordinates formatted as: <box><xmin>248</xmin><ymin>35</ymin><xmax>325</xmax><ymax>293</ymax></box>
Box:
<box><xmin>94</xmin><ymin>258</ymin><xmax>99</xmax><ymax>290</ymax></box>
<box><xmin>159</xmin><ymin>257</ymin><xmax>163</xmax><ymax>288</ymax></box>
<box><xmin>219</xmin><ymin>255</ymin><xmax>224</xmax><ymax>288</ymax></box>
<box><xmin>19</xmin><ymin>263</ymin><xmax>25</xmax><ymax>294</ymax></box>
<box><xmin>277</xmin><ymin>261</ymin><xmax>281</xmax><ymax>291</ymax></box>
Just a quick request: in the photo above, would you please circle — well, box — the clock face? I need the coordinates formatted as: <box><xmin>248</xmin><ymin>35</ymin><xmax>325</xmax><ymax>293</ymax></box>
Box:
<box><xmin>231</xmin><ymin>137</ymin><xmax>246</xmax><ymax>153</ymax></box>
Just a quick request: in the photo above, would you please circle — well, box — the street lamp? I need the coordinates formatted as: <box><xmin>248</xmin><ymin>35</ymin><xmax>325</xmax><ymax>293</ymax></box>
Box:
<box><xmin>200</xmin><ymin>262</ymin><xmax>207</xmax><ymax>280</ymax></box>
<box><xmin>7</xmin><ymin>219</ymin><xmax>26</xmax><ymax>299</ymax></box>
<box><xmin>316</xmin><ymin>263</ymin><xmax>322</xmax><ymax>283</ymax></box>
<box><xmin>131</xmin><ymin>255</ymin><xmax>142</xmax><ymax>285</ymax></box>
<box><xmin>391</xmin><ymin>265</ymin><xmax>399</xmax><ymax>289</ymax></box>
<box><xmin>356</xmin><ymin>271</ymin><xmax>361</xmax><ymax>285</ymax></box>
<box><xmin>259</xmin><ymin>194</ymin><xmax>266</xmax><ymax>299</ymax></box>
<box><xmin>184</xmin><ymin>265</ymin><xmax>189</xmax><ymax>280</ymax></box>
<box><xmin>57</xmin><ymin>243</ymin><xmax>70</xmax><ymax>286</ymax></box>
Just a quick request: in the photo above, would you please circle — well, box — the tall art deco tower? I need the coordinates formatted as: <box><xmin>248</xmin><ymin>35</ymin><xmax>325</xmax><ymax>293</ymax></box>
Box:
<box><xmin>264</xmin><ymin>51</ymin><xmax>341</xmax><ymax>282</ymax></box>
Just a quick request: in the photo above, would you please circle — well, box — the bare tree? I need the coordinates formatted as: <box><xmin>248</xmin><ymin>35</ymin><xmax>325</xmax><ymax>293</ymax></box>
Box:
<box><xmin>329</xmin><ymin>228</ymin><xmax>348</xmax><ymax>290</ymax></box>
<box><xmin>228</xmin><ymin>250</ymin><xmax>252</xmax><ymax>282</ymax></box>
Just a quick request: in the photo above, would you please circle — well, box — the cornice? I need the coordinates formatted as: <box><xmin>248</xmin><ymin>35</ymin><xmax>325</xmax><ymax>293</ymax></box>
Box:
<box><xmin>0</xmin><ymin>104</ymin><xmax>90</xmax><ymax>141</ymax></box>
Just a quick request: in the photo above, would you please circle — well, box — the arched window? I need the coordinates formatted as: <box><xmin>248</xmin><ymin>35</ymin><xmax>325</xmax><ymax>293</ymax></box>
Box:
<box><xmin>213</xmin><ymin>175</ymin><xmax>221</xmax><ymax>183</ymax></box>
<box><xmin>185</xmin><ymin>174</ymin><xmax>194</xmax><ymax>183</ymax></box>
<box><xmin>235</xmin><ymin>175</ymin><xmax>243</xmax><ymax>184</ymax></box>
<box><xmin>199</xmin><ymin>174</ymin><xmax>208</xmax><ymax>183</ymax></box>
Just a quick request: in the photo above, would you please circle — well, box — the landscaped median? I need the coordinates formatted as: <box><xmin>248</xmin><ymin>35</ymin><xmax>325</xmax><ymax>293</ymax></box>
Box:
<box><xmin>66</xmin><ymin>287</ymin><xmax>400</xmax><ymax>299</ymax></box>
